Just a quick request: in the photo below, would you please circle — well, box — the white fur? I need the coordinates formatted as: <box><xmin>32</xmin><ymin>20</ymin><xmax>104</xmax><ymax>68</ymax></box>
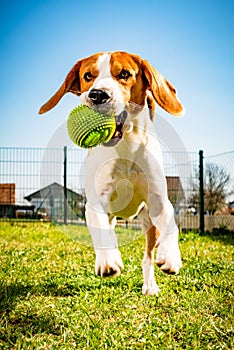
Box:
<box><xmin>142</xmin><ymin>253</ymin><xmax>160</xmax><ymax>296</ymax></box>
<box><xmin>81</xmin><ymin>53</ymin><xmax>182</xmax><ymax>295</ymax></box>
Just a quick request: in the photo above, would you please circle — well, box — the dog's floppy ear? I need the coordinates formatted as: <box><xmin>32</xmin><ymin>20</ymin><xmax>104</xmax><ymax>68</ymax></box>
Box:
<box><xmin>142</xmin><ymin>60</ymin><xmax>184</xmax><ymax>116</ymax></box>
<box><xmin>38</xmin><ymin>60</ymin><xmax>82</xmax><ymax>114</ymax></box>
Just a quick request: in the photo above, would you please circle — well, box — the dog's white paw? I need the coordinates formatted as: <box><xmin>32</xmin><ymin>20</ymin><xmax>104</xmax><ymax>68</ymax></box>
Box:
<box><xmin>142</xmin><ymin>254</ymin><xmax>160</xmax><ymax>296</ymax></box>
<box><xmin>95</xmin><ymin>248</ymin><xmax>124</xmax><ymax>277</ymax></box>
<box><xmin>156</xmin><ymin>236</ymin><xmax>182</xmax><ymax>274</ymax></box>
<box><xmin>142</xmin><ymin>280</ymin><xmax>160</xmax><ymax>296</ymax></box>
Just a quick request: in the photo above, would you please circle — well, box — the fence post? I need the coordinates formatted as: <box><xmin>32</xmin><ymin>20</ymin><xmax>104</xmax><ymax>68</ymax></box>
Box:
<box><xmin>199</xmin><ymin>150</ymin><xmax>204</xmax><ymax>232</ymax></box>
<box><xmin>64</xmin><ymin>146</ymin><xmax>67</xmax><ymax>225</ymax></box>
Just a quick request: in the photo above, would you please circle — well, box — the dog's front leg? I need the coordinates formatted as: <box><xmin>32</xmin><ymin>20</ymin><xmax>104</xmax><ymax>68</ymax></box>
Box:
<box><xmin>86</xmin><ymin>203</ymin><xmax>124</xmax><ymax>277</ymax></box>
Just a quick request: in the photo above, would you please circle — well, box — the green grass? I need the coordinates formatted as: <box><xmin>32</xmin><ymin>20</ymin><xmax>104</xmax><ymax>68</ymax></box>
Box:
<box><xmin>0</xmin><ymin>223</ymin><xmax>233</xmax><ymax>349</ymax></box>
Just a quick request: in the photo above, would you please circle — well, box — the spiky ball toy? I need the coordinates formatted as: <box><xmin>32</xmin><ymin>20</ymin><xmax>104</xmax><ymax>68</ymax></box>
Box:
<box><xmin>67</xmin><ymin>105</ymin><xmax>116</xmax><ymax>148</ymax></box>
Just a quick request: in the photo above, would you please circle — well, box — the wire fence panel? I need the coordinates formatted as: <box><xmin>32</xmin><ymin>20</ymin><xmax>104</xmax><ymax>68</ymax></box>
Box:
<box><xmin>0</xmin><ymin>147</ymin><xmax>233</xmax><ymax>231</ymax></box>
<box><xmin>0</xmin><ymin>147</ymin><xmax>87</xmax><ymax>221</ymax></box>
<box><xmin>162</xmin><ymin>150</ymin><xmax>198</xmax><ymax>229</ymax></box>
<box><xmin>202</xmin><ymin>151</ymin><xmax>234</xmax><ymax>230</ymax></box>
<box><xmin>0</xmin><ymin>148</ymin><xmax>46</xmax><ymax>217</ymax></box>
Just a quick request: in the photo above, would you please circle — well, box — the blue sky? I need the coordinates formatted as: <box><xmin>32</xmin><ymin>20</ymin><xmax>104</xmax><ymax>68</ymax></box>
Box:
<box><xmin>0</xmin><ymin>0</ymin><xmax>233</xmax><ymax>155</ymax></box>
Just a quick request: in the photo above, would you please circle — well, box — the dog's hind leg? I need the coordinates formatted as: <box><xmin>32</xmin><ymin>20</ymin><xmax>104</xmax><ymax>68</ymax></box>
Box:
<box><xmin>149</xmin><ymin>199</ymin><xmax>182</xmax><ymax>275</ymax></box>
<box><xmin>142</xmin><ymin>225</ymin><xmax>161</xmax><ymax>296</ymax></box>
<box><xmin>139</xmin><ymin>206</ymin><xmax>160</xmax><ymax>296</ymax></box>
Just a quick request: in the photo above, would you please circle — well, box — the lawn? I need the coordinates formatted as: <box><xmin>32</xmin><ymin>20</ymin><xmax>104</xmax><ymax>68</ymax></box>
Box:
<box><xmin>0</xmin><ymin>222</ymin><xmax>233</xmax><ymax>349</ymax></box>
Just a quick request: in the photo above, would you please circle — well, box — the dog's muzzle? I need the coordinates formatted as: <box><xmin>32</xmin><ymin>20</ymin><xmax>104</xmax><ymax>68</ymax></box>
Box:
<box><xmin>87</xmin><ymin>89</ymin><xmax>128</xmax><ymax>147</ymax></box>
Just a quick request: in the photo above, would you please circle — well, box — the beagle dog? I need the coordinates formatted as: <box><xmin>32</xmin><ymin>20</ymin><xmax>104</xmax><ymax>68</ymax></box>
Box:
<box><xmin>39</xmin><ymin>51</ymin><xmax>184</xmax><ymax>295</ymax></box>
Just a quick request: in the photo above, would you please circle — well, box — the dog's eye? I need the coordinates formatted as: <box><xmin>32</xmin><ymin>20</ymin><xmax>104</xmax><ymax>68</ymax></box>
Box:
<box><xmin>118</xmin><ymin>69</ymin><xmax>132</xmax><ymax>80</ymax></box>
<box><xmin>84</xmin><ymin>72</ymin><xmax>93</xmax><ymax>82</ymax></box>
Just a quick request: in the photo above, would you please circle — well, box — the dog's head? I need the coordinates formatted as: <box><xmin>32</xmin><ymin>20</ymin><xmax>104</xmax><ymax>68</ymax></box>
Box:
<box><xmin>39</xmin><ymin>51</ymin><xmax>184</xmax><ymax>144</ymax></box>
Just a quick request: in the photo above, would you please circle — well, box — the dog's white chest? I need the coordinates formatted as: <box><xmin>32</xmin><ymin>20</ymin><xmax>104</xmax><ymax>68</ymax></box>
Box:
<box><xmin>107</xmin><ymin>163</ymin><xmax>148</xmax><ymax>219</ymax></box>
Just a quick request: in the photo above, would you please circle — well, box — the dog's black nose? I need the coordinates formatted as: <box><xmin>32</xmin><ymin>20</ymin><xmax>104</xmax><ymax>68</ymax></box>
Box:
<box><xmin>88</xmin><ymin>89</ymin><xmax>110</xmax><ymax>105</ymax></box>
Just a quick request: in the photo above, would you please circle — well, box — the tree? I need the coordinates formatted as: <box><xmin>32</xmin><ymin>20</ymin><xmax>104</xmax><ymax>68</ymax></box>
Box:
<box><xmin>190</xmin><ymin>162</ymin><xmax>233</xmax><ymax>215</ymax></box>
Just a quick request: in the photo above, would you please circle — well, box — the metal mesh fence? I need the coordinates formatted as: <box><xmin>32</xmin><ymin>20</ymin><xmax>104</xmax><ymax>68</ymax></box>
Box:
<box><xmin>0</xmin><ymin>147</ymin><xmax>233</xmax><ymax>231</ymax></box>
<box><xmin>202</xmin><ymin>151</ymin><xmax>234</xmax><ymax>230</ymax></box>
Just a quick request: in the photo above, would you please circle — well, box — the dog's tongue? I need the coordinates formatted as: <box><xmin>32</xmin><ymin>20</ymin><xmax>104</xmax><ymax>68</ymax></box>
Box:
<box><xmin>103</xmin><ymin>111</ymin><xmax>127</xmax><ymax>147</ymax></box>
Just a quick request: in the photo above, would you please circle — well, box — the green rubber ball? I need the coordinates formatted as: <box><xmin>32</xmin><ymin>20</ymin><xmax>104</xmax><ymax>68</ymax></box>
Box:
<box><xmin>67</xmin><ymin>105</ymin><xmax>116</xmax><ymax>148</ymax></box>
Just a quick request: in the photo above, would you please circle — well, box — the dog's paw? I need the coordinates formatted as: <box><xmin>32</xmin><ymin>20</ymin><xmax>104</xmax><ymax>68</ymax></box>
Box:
<box><xmin>95</xmin><ymin>248</ymin><xmax>124</xmax><ymax>277</ymax></box>
<box><xmin>142</xmin><ymin>280</ymin><xmax>160</xmax><ymax>296</ymax></box>
<box><xmin>156</xmin><ymin>237</ymin><xmax>182</xmax><ymax>274</ymax></box>
<box><xmin>142</xmin><ymin>254</ymin><xmax>160</xmax><ymax>296</ymax></box>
